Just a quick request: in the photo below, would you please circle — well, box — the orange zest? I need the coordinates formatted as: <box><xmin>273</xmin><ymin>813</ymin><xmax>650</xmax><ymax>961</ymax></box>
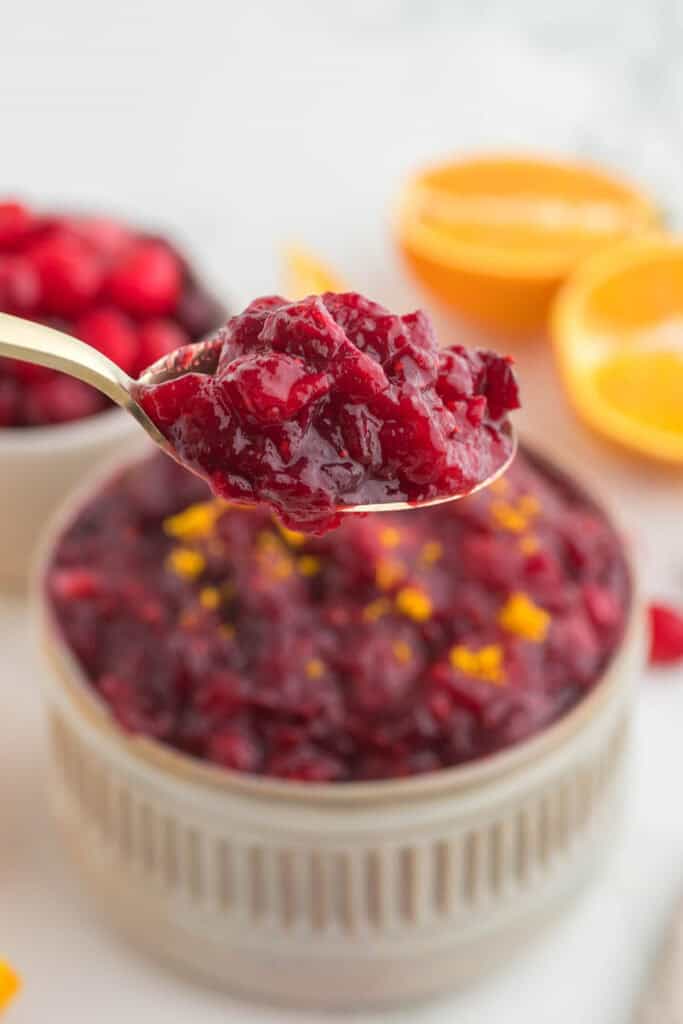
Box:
<box><xmin>0</xmin><ymin>961</ymin><xmax>20</xmax><ymax>1011</ymax></box>
<box><xmin>552</xmin><ymin>236</ymin><xmax>683</xmax><ymax>462</ymax></box>
<box><xmin>282</xmin><ymin>244</ymin><xmax>347</xmax><ymax>299</ymax></box>
<box><xmin>395</xmin><ymin>153</ymin><xmax>660</xmax><ymax>337</ymax></box>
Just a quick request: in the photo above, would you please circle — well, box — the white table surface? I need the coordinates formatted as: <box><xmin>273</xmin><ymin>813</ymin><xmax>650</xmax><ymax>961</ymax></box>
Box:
<box><xmin>3</xmin><ymin>2</ymin><xmax>683</xmax><ymax>1021</ymax></box>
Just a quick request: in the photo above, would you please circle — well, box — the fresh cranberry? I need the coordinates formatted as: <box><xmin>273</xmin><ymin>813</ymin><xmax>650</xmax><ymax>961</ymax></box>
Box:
<box><xmin>107</xmin><ymin>241</ymin><xmax>182</xmax><ymax>316</ymax></box>
<box><xmin>139</xmin><ymin>293</ymin><xmax>520</xmax><ymax>534</ymax></box>
<box><xmin>0</xmin><ymin>199</ymin><xmax>225</xmax><ymax>428</ymax></box>
<box><xmin>48</xmin><ymin>449</ymin><xmax>629</xmax><ymax>782</ymax></box>
<box><xmin>70</xmin><ymin>217</ymin><xmax>134</xmax><ymax>260</ymax></box>
<box><xmin>136</xmin><ymin>319</ymin><xmax>189</xmax><ymax>375</ymax></box>
<box><xmin>25</xmin><ymin>376</ymin><xmax>105</xmax><ymax>424</ymax></box>
<box><xmin>2</xmin><ymin>359</ymin><xmax>54</xmax><ymax>385</ymax></box>
<box><xmin>649</xmin><ymin>603</ymin><xmax>683</xmax><ymax>665</ymax></box>
<box><xmin>0</xmin><ymin>202</ymin><xmax>34</xmax><ymax>249</ymax></box>
<box><xmin>0</xmin><ymin>256</ymin><xmax>41</xmax><ymax>314</ymax></box>
<box><xmin>75</xmin><ymin>308</ymin><xmax>138</xmax><ymax>375</ymax></box>
<box><xmin>28</xmin><ymin>233</ymin><xmax>104</xmax><ymax>316</ymax></box>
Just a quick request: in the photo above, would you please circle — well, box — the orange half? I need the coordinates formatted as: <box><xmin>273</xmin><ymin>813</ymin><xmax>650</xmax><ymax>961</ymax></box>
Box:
<box><xmin>553</xmin><ymin>236</ymin><xmax>683</xmax><ymax>462</ymax></box>
<box><xmin>282</xmin><ymin>245</ymin><xmax>347</xmax><ymax>299</ymax></box>
<box><xmin>395</xmin><ymin>153</ymin><xmax>660</xmax><ymax>337</ymax></box>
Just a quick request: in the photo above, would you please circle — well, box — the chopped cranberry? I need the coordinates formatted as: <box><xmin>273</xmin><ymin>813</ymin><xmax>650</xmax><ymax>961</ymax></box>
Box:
<box><xmin>107</xmin><ymin>241</ymin><xmax>182</xmax><ymax>316</ymax></box>
<box><xmin>208</xmin><ymin>728</ymin><xmax>261</xmax><ymax>772</ymax></box>
<box><xmin>75</xmin><ymin>308</ymin><xmax>138</xmax><ymax>375</ymax></box>
<box><xmin>51</xmin><ymin>568</ymin><xmax>102</xmax><ymax>600</ymax></box>
<box><xmin>28</xmin><ymin>233</ymin><xmax>104</xmax><ymax>316</ymax></box>
<box><xmin>138</xmin><ymin>293</ymin><xmax>519</xmax><ymax>534</ymax></box>
<box><xmin>48</xmin><ymin>448</ymin><xmax>629</xmax><ymax>782</ymax></box>
<box><xmin>649</xmin><ymin>603</ymin><xmax>683</xmax><ymax>665</ymax></box>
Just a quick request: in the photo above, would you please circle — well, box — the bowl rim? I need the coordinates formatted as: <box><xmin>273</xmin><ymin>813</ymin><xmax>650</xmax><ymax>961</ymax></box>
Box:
<box><xmin>32</xmin><ymin>439</ymin><xmax>643</xmax><ymax>808</ymax></box>
<box><xmin>0</xmin><ymin>404</ymin><xmax>136</xmax><ymax>452</ymax></box>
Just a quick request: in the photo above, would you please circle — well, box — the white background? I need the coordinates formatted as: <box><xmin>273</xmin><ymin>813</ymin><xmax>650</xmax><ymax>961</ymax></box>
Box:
<box><xmin>3</xmin><ymin>2</ymin><xmax>683</xmax><ymax>1021</ymax></box>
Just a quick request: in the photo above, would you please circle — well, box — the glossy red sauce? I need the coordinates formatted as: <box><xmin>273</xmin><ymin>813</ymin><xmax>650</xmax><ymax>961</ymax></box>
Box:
<box><xmin>48</xmin><ymin>448</ymin><xmax>629</xmax><ymax>782</ymax></box>
<box><xmin>139</xmin><ymin>293</ymin><xmax>519</xmax><ymax>533</ymax></box>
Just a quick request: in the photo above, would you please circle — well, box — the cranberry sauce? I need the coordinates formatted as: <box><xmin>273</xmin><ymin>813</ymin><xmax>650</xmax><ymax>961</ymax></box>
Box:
<box><xmin>48</xmin><ymin>449</ymin><xmax>629</xmax><ymax>782</ymax></box>
<box><xmin>138</xmin><ymin>293</ymin><xmax>519</xmax><ymax>534</ymax></box>
<box><xmin>0</xmin><ymin>200</ymin><xmax>224</xmax><ymax>426</ymax></box>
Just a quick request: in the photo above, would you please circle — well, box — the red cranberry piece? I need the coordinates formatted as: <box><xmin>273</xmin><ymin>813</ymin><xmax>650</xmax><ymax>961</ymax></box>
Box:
<box><xmin>583</xmin><ymin>583</ymin><xmax>622</xmax><ymax>630</ymax></box>
<box><xmin>0</xmin><ymin>255</ymin><xmax>41</xmax><ymax>314</ymax></box>
<box><xmin>51</xmin><ymin>568</ymin><xmax>102</xmax><ymax>600</ymax></box>
<box><xmin>136</xmin><ymin>319</ymin><xmax>189</xmax><ymax>375</ymax></box>
<box><xmin>28</xmin><ymin>233</ymin><xmax>104</xmax><ymax>315</ymax></box>
<box><xmin>649</xmin><ymin>603</ymin><xmax>683</xmax><ymax>665</ymax></box>
<box><xmin>477</xmin><ymin>352</ymin><xmax>520</xmax><ymax>419</ymax></box>
<box><xmin>221</xmin><ymin>352</ymin><xmax>330</xmax><ymax>424</ymax></box>
<box><xmin>75</xmin><ymin>308</ymin><xmax>138</xmax><ymax>374</ymax></box>
<box><xmin>258</xmin><ymin>295</ymin><xmax>347</xmax><ymax>361</ymax></box>
<box><xmin>436</xmin><ymin>348</ymin><xmax>476</xmax><ymax>402</ymax></box>
<box><xmin>0</xmin><ymin>201</ymin><xmax>34</xmax><ymax>249</ymax></box>
<box><xmin>107</xmin><ymin>241</ymin><xmax>182</xmax><ymax>316</ymax></box>
<box><xmin>208</xmin><ymin>727</ymin><xmax>261</xmax><ymax>772</ymax></box>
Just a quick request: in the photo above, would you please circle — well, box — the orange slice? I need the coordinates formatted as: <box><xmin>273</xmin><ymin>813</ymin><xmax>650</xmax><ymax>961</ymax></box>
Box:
<box><xmin>282</xmin><ymin>245</ymin><xmax>347</xmax><ymax>299</ymax></box>
<box><xmin>553</xmin><ymin>236</ymin><xmax>683</xmax><ymax>462</ymax></box>
<box><xmin>0</xmin><ymin>960</ymin><xmax>20</xmax><ymax>1011</ymax></box>
<box><xmin>395</xmin><ymin>153</ymin><xmax>660</xmax><ymax>337</ymax></box>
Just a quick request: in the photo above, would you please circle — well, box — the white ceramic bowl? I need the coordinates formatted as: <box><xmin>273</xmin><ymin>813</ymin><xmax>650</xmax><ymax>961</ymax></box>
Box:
<box><xmin>33</xmin><ymin>450</ymin><xmax>646</xmax><ymax>1009</ymax></box>
<box><xmin>0</xmin><ymin>412</ymin><xmax>149</xmax><ymax>586</ymax></box>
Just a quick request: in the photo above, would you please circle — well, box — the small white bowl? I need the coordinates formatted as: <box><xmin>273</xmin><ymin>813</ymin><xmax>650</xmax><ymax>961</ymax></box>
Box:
<box><xmin>0</xmin><ymin>411</ymin><xmax>149</xmax><ymax>586</ymax></box>
<box><xmin>33</xmin><ymin>449</ymin><xmax>646</xmax><ymax>1009</ymax></box>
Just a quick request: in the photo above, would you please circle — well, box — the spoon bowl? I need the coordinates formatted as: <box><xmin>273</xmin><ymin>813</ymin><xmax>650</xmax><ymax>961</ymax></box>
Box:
<box><xmin>0</xmin><ymin>311</ymin><xmax>517</xmax><ymax>515</ymax></box>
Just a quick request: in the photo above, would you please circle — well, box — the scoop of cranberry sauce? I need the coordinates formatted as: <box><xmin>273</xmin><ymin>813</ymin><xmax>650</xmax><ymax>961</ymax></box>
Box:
<box><xmin>0</xmin><ymin>199</ymin><xmax>224</xmax><ymax>426</ymax></box>
<box><xmin>138</xmin><ymin>293</ymin><xmax>520</xmax><ymax>535</ymax></box>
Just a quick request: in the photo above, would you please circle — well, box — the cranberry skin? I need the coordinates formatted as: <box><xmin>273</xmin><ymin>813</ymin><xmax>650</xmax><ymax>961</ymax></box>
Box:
<box><xmin>75</xmin><ymin>308</ymin><xmax>138</xmax><ymax>375</ymax></box>
<box><xmin>28</xmin><ymin>233</ymin><xmax>104</xmax><ymax>316</ymax></box>
<box><xmin>0</xmin><ymin>255</ymin><xmax>41</xmax><ymax>314</ymax></box>
<box><xmin>70</xmin><ymin>217</ymin><xmax>134</xmax><ymax>261</ymax></box>
<box><xmin>0</xmin><ymin>201</ymin><xmax>34</xmax><ymax>249</ymax></box>
<box><xmin>136</xmin><ymin>319</ymin><xmax>189</xmax><ymax>375</ymax></box>
<box><xmin>221</xmin><ymin>352</ymin><xmax>330</xmax><ymax>423</ymax></box>
<box><xmin>649</xmin><ymin>603</ymin><xmax>683</xmax><ymax>665</ymax></box>
<box><xmin>107</xmin><ymin>241</ymin><xmax>182</xmax><ymax>316</ymax></box>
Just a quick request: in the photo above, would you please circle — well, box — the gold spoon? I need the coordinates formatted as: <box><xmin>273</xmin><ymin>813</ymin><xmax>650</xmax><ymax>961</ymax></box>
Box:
<box><xmin>0</xmin><ymin>311</ymin><xmax>516</xmax><ymax>512</ymax></box>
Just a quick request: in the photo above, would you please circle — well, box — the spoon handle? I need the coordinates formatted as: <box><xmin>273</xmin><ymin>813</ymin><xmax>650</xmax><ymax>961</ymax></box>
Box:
<box><xmin>0</xmin><ymin>311</ymin><xmax>133</xmax><ymax>407</ymax></box>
